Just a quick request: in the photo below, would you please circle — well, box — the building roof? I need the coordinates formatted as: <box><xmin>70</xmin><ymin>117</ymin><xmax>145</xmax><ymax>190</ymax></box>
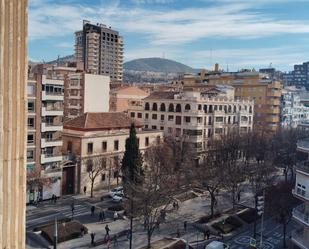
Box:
<box><xmin>144</xmin><ymin>91</ymin><xmax>179</xmax><ymax>100</ymax></box>
<box><xmin>64</xmin><ymin>112</ymin><xmax>142</xmax><ymax>131</ymax></box>
<box><xmin>112</xmin><ymin>85</ymin><xmax>149</xmax><ymax>96</ymax></box>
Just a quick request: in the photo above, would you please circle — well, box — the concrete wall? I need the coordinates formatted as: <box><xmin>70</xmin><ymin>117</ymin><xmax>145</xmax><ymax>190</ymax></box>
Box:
<box><xmin>0</xmin><ymin>0</ymin><xmax>28</xmax><ymax>248</ymax></box>
<box><xmin>84</xmin><ymin>74</ymin><xmax>110</xmax><ymax>112</ymax></box>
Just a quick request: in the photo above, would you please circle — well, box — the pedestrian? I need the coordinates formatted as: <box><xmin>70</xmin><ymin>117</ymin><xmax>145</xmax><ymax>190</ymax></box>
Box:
<box><xmin>237</xmin><ymin>189</ymin><xmax>241</xmax><ymax>203</ymax></box>
<box><xmin>91</xmin><ymin>205</ymin><xmax>95</xmax><ymax>216</ymax></box>
<box><xmin>176</xmin><ymin>229</ymin><xmax>180</xmax><ymax>238</ymax></box>
<box><xmin>99</xmin><ymin>210</ymin><xmax>103</xmax><ymax>222</ymax></box>
<box><xmin>51</xmin><ymin>194</ymin><xmax>54</xmax><ymax>203</ymax></box>
<box><xmin>184</xmin><ymin>221</ymin><xmax>187</xmax><ymax>232</ymax></box>
<box><xmin>206</xmin><ymin>231</ymin><xmax>210</xmax><ymax>240</ymax></box>
<box><xmin>114</xmin><ymin>211</ymin><xmax>118</xmax><ymax>221</ymax></box>
<box><xmin>90</xmin><ymin>232</ymin><xmax>95</xmax><ymax>245</ymax></box>
<box><xmin>71</xmin><ymin>202</ymin><xmax>75</xmax><ymax>218</ymax></box>
<box><xmin>84</xmin><ymin>186</ymin><xmax>87</xmax><ymax>195</ymax></box>
<box><xmin>80</xmin><ymin>227</ymin><xmax>85</xmax><ymax>237</ymax></box>
<box><xmin>54</xmin><ymin>195</ymin><xmax>57</xmax><ymax>204</ymax></box>
<box><xmin>102</xmin><ymin>210</ymin><xmax>105</xmax><ymax>221</ymax></box>
<box><xmin>105</xmin><ymin>224</ymin><xmax>110</xmax><ymax>236</ymax></box>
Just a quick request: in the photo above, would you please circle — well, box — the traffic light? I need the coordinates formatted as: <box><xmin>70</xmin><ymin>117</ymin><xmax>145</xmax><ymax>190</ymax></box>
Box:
<box><xmin>257</xmin><ymin>195</ymin><xmax>264</xmax><ymax>216</ymax></box>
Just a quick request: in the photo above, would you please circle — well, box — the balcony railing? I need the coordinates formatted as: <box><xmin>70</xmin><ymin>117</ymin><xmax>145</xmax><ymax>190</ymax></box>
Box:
<box><xmin>296</xmin><ymin>161</ymin><xmax>309</xmax><ymax>175</ymax></box>
<box><xmin>293</xmin><ymin>204</ymin><xmax>309</xmax><ymax>226</ymax></box>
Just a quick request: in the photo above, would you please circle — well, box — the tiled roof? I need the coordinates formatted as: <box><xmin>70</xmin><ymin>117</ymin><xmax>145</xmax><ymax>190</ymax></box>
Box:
<box><xmin>64</xmin><ymin>112</ymin><xmax>142</xmax><ymax>131</ymax></box>
<box><xmin>143</xmin><ymin>91</ymin><xmax>179</xmax><ymax>100</ymax></box>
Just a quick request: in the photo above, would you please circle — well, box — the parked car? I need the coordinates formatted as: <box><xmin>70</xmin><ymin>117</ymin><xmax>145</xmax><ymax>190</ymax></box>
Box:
<box><xmin>206</xmin><ymin>241</ymin><xmax>229</xmax><ymax>249</ymax></box>
<box><xmin>108</xmin><ymin>187</ymin><xmax>123</xmax><ymax>197</ymax></box>
<box><xmin>112</xmin><ymin>193</ymin><xmax>123</xmax><ymax>203</ymax></box>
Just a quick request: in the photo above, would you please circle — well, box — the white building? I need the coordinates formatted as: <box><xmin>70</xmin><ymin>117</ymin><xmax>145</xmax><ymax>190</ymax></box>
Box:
<box><xmin>281</xmin><ymin>86</ymin><xmax>309</xmax><ymax>128</ymax></box>
<box><xmin>64</xmin><ymin>72</ymin><xmax>110</xmax><ymax>121</ymax></box>
<box><xmin>128</xmin><ymin>88</ymin><xmax>254</xmax><ymax>160</ymax></box>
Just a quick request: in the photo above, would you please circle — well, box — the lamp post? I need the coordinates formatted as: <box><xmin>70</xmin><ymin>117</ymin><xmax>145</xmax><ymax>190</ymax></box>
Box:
<box><xmin>53</xmin><ymin>217</ymin><xmax>58</xmax><ymax>249</ymax></box>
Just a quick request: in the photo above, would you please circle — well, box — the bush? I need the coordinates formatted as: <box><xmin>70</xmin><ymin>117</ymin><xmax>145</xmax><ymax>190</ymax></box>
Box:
<box><xmin>196</xmin><ymin>212</ymin><xmax>221</xmax><ymax>224</ymax></box>
<box><xmin>212</xmin><ymin>222</ymin><xmax>234</xmax><ymax>234</ymax></box>
<box><xmin>226</xmin><ymin>216</ymin><xmax>242</xmax><ymax>228</ymax></box>
<box><xmin>41</xmin><ymin>220</ymin><xmax>88</xmax><ymax>244</ymax></box>
<box><xmin>108</xmin><ymin>204</ymin><xmax>124</xmax><ymax>211</ymax></box>
<box><xmin>237</xmin><ymin>208</ymin><xmax>257</xmax><ymax>224</ymax></box>
<box><xmin>33</xmin><ymin>217</ymin><xmax>71</xmax><ymax>232</ymax></box>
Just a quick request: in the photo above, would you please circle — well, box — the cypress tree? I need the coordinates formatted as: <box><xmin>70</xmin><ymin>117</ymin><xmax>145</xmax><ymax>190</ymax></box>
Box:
<box><xmin>122</xmin><ymin>123</ymin><xmax>143</xmax><ymax>190</ymax></box>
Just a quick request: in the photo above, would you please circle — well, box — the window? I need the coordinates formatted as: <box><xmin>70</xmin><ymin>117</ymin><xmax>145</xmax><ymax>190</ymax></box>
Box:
<box><xmin>176</xmin><ymin>116</ymin><xmax>182</xmax><ymax>125</ymax></box>
<box><xmin>101</xmin><ymin>174</ymin><xmax>106</xmax><ymax>181</ymax></box>
<box><xmin>160</xmin><ymin>103</ymin><xmax>166</xmax><ymax>112</ymax></box>
<box><xmin>86</xmin><ymin>160</ymin><xmax>93</xmax><ymax>172</ymax></box>
<box><xmin>130</xmin><ymin>112</ymin><xmax>135</xmax><ymax>118</ymax></box>
<box><xmin>114</xmin><ymin>140</ymin><xmax>119</xmax><ymax>151</ymax></box>
<box><xmin>197</xmin><ymin>117</ymin><xmax>202</xmax><ymax>123</ymax></box>
<box><xmin>216</xmin><ymin>117</ymin><xmax>224</xmax><ymax>122</ymax></box>
<box><xmin>87</xmin><ymin>143</ymin><xmax>93</xmax><ymax>154</ymax></box>
<box><xmin>145</xmin><ymin>113</ymin><xmax>149</xmax><ymax>119</ymax></box>
<box><xmin>160</xmin><ymin>126</ymin><xmax>164</xmax><ymax>130</ymax></box>
<box><xmin>297</xmin><ymin>183</ymin><xmax>306</xmax><ymax>197</ymax></box>
<box><xmin>160</xmin><ymin>115</ymin><xmax>164</xmax><ymax>121</ymax></box>
<box><xmin>215</xmin><ymin>128</ymin><xmax>223</xmax><ymax>134</ymax></box>
<box><xmin>168</xmin><ymin>103</ymin><xmax>174</xmax><ymax>112</ymax></box>
<box><xmin>67</xmin><ymin>141</ymin><xmax>72</xmax><ymax>152</ymax></box>
<box><xmin>28</xmin><ymin>117</ymin><xmax>35</xmax><ymax>128</ymax></box>
<box><xmin>27</xmin><ymin>134</ymin><xmax>34</xmax><ymax>144</ymax></box>
<box><xmin>184</xmin><ymin>116</ymin><xmax>191</xmax><ymax>123</ymax></box>
<box><xmin>152</xmin><ymin>125</ymin><xmax>157</xmax><ymax>129</ymax></box>
<box><xmin>168</xmin><ymin>127</ymin><xmax>173</xmax><ymax>133</ymax></box>
<box><xmin>168</xmin><ymin>115</ymin><xmax>174</xmax><ymax>121</ymax></box>
<box><xmin>185</xmin><ymin>104</ymin><xmax>191</xmax><ymax>111</ymax></box>
<box><xmin>137</xmin><ymin>113</ymin><xmax>142</xmax><ymax>118</ymax></box>
<box><xmin>102</xmin><ymin>141</ymin><xmax>107</xmax><ymax>152</ymax></box>
<box><xmin>145</xmin><ymin>102</ymin><xmax>150</xmax><ymax>110</ymax></box>
<box><xmin>145</xmin><ymin>137</ymin><xmax>149</xmax><ymax>146</ymax></box>
<box><xmin>152</xmin><ymin>103</ymin><xmax>158</xmax><ymax>111</ymax></box>
<box><xmin>27</xmin><ymin>150</ymin><xmax>34</xmax><ymax>160</ymax></box>
<box><xmin>152</xmin><ymin>114</ymin><xmax>157</xmax><ymax>120</ymax></box>
<box><xmin>176</xmin><ymin>104</ymin><xmax>182</xmax><ymax>112</ymax></box>
<box><xmin>28</xmin><ymin>101</ymin><xmax>35</xmax><ymax>112</ymax></box>
<box><xmin>27</xmin><ymin>84</ymin><xmax>35</xmax><ymax>96</ymax></box>
<box><xmin>198</xmin><ymin>104</ymin><xmax>202</xmax><ymax>111</ymax></box>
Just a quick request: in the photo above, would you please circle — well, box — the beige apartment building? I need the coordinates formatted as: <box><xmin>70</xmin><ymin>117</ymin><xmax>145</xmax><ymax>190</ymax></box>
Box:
<box><xmin>109</xmin><ymin>85</ymin><xmax>149</xmax><ymax>112</ymax></box>
<box><xmin>75</xmin><ymin>20</ymin><xmax>124</xmax><ymax>82</ymax></box>
<box><xmin>64</xmin><ymin>72</ymin><xmax>110</xmax><ymax>121</ymax></box>
<box><xmin>129</xmin><ymin>87</ymin><xmax>254</xmax><ymax>161</ymax></box>
<box><xmin>0</xmin><ymin>0</ymin><xmax>28</xmax><ymax>248</ymax></box>
<box><xmin>26</xmin><ymin>64</ymin><xmax>78</xmax><ymax>202</ymax></box>
<box><xmin>61</xmin><ymin>112</ymin><xmax>163</xmax><ymax>194</ymax></box>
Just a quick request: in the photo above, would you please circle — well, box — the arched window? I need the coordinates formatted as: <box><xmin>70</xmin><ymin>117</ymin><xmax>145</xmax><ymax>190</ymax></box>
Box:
<box><xmin>185</xmin><ymin>104</ymin><xmax>191</xmax><ymax>111</ymax></box>
<box><xmin>239</xmin><ymin>105</ymin><xmax>242</xmax><ymax>111</ymax></box>
<box><xmin>198</xmin><ymin>104</ymin><xmax>202</xmax><ymax>111</ymax></box>
<box><xmin>152</xmin><ymin>103</ymin><xmax>158</xmax><ymax>111</ymax></box>
<box><xmin>145</xmin><ymin>102</ymin><xmax>150</xmax><ymax>110</ymax></box>
<box><xmin>168</xmin><ymin>103</ymin><xmax>174</xmax><ymax>112</ymax></box>
<box><xmin>176</xmin><ymin>104</ymin><xmax>182</xmax><ymax>112</ymax></box>
<box><xmin>204</xmin><ymin>105</ymin><xmax>208</xmax><ymax>113</ymax></box>
<box><xmin>209</xmin><ymin>105</ymin><xmax>213</xmax><ymax>113</ymax></box>
<box><xmin>249</xmin><ymin>106</ymin><xmax>252</xmax><ymax>113</ymax></box>
<box><xmin>233</xmin><ymin>106</ymin><xmax>236</xmax><ymax>113</ymax></box>
<box><xmin>228</xmin><ymin>105</ymin><xmax>232</xmax><ymax>113</ymax></box>
<box><xmin>160</xmin><ymin>103</ymin><xmax>166</xmax><ymax>112</ymax></box>
<box><xmin>224</xmin><ymin>106</ymin><xmax>227</xmax><ymax>113</ymax></box>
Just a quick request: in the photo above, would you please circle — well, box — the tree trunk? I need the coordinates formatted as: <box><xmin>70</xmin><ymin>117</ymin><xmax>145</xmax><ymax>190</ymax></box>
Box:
<box><xmin>90</xmin><ymin>181</ymin><xmax>94</xmax><ymax>198</ymax></box>
<box><xmin>147</xmin><ymin>230</ymin><xmax>151</xmax><ymax>248</ymax></box>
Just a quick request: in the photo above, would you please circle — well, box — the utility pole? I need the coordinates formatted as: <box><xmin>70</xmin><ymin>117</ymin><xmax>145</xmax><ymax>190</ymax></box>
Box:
<box><xmin>53</xmin><ymin>217</ymin><xmax>58</xmax><ymax>249</ymax></box>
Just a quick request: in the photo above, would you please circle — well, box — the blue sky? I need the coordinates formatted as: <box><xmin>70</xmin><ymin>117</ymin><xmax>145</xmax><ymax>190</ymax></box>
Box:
<box><xmin>29</xmin><ymin>0</ymin><xmax>309</xmax><ymax>71</ymax></box>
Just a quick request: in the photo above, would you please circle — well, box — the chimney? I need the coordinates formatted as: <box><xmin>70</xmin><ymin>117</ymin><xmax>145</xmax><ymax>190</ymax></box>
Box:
<box><xmin>214</xmin><ymin>63</ymin><xmax>219</xmax><ymax>72</ymax></box>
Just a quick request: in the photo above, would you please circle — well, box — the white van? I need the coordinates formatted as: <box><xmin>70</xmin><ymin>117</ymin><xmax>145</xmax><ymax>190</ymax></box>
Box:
<box><xmin>206</xmin><ymin>241</ymin><xmax>229</xmax><ymax>249</ymax></box>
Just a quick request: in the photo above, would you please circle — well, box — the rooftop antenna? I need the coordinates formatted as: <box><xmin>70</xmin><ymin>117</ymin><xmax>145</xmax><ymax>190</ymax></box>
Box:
<box><xmin>57</xmin><ymin>55</ymin><xmax>60</xmax><ymax>66</ymax></box>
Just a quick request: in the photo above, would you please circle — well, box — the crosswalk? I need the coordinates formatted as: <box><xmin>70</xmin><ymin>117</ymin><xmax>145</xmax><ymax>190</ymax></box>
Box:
<box><xmin>26</xmin><ymin>204</ymin><xmax>92</xmax><ymax>229</ymax></box>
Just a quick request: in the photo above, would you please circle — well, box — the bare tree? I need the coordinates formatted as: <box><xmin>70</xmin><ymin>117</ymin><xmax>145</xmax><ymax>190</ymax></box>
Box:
<box><xmin>82</xmin><ymin>156</ymin><xmax>106</xmax><ymax>198</ymax></box>
<box><xmin>27</xmin><ymin>165</ymin><xmax>52</xmax><ymax>200</ymax></box>
<box><xmin>134</xmin><ymin>142</ymin><xmax>177</xmax><ymax>248</ymax></box>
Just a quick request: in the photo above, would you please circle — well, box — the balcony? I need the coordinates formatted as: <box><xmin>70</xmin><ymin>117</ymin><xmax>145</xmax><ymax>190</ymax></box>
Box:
<box><xmin>42</xmin><ymin>107</ymin><xmax>63</xmax><ymax>116</ymax></box>
<box><xmin>41</xmin><ymin>138</ymin><xmax>62</xmax><ymax>148</ymax></box>
<box><xmin>297</xmin><ymin>140</ymin><xmax>309</xmax><ymax>154</ymax></box>
<box><xmin>42</xmin><ymin>91</ymin><xmax>63</xmax><ymax>101</ymax></box>
<box><xmin>293</xmin><ymin>204</ymin><xmax>309</xmax><ymax>226</ymax></box>
<box><xmin>41</xmin><ymin>122</ymin><xmax>62</xmax><ymax>132</ymax></box>
<box><xmin>291</xmin><ymin>230</ymin><xmax>309</xmax><ymax>249</ymax></box>
<box><xmin>41</xmin><ymin>154</ymin><xmax>63</xmax><ymax>164</ymax></box>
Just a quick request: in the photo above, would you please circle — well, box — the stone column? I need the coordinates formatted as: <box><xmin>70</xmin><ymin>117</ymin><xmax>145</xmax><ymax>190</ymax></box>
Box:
<box><xmin>0</xmin><ymin>0</ymin><xmax>28</xmax><ymax>248</ymax></box>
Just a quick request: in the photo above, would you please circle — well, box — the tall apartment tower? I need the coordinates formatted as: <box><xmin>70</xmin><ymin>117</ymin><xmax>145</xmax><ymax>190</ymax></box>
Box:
<box><xmin>75</xmin><ymin>20</ymin><xmax>124</xmax><ymax>83</ymax></box>
<box><xmin>0</xmin><ymin>0</ymin><xmax>28</xmax><ymax>248</ymax></box>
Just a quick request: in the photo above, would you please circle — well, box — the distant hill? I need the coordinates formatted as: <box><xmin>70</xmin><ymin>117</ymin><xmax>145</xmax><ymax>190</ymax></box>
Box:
<box><xmin>47</xmin><ymin>55</ymin><xmax>75</xmax><ymax>65</ymax></box>
<box><xmin>124</xmin><ymin>57</ymin><xmax>198</xmax><ymax>73</ymax></box>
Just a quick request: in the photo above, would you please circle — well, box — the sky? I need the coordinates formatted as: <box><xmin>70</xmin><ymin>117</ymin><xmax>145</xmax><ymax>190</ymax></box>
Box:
<box><xmin>29</xmin><ymin>0</ymin><xmax>309</xmax><ymax>72</ymax></box>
